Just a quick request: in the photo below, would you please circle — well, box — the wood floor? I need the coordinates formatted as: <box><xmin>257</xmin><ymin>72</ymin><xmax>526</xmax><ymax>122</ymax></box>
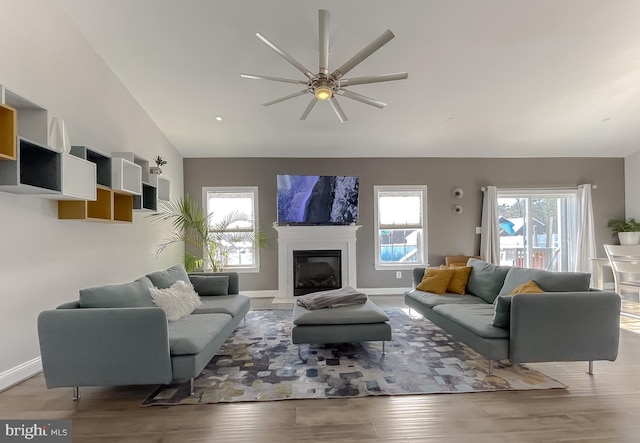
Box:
<box><xmin>2</xmin><ymin>295</ymin><xmax>640</xmax><ymax>442</ymax></box>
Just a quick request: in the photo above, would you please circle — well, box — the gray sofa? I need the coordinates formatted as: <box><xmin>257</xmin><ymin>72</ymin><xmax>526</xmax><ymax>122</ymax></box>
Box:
<box><xmin>37</xmin><ymin>265</ymin><xmax>249</xmax><ymax>399</ymax></box>
<box><xmin>404</xmin><ymin>258</ymin><xmax>621</xmax><ymax>373</ymax></box>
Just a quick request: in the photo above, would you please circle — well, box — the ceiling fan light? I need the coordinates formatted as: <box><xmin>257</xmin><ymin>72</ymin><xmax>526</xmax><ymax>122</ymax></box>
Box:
<box><xmin>315</xmin><ymin>86</ymin><xmax>332</xmax><ymax>100</ymax></box>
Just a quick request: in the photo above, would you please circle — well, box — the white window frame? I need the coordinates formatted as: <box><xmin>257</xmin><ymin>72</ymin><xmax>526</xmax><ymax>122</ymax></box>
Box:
<box><xmin>374</xmin><ymin>185</ymin><xmax>428</xmax><ymax>270</ymax></box>
<box><xmin>202</xmin><ymin>186</ymin><xmax>260</xmax><ymax>273</ymax></box>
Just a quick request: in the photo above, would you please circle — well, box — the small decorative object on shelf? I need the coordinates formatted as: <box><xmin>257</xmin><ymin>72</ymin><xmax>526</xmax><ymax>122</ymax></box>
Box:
<box><xmin>48</xmin><ymin>117</ymin><xmax>71</xmax><ymax>153</ymax></box>
<box><xmin>150</xmin><ymin>155</ymin><xmax>167</xmax><ymax>175</ymax></box>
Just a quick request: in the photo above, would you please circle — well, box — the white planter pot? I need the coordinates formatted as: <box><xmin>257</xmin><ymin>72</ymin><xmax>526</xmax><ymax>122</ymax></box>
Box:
<box><xmin>618</xmin><ymin>232</ymin><xmax>640</xmax><ymax>245</ymax></box>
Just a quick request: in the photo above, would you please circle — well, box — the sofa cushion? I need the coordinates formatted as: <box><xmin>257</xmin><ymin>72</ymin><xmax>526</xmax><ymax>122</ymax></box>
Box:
<box><xmin>432</xmin><ymin>304</ymin><xmax>509</xmax><ymax>339</ymax></box>
<box><xmin>189</xmin><ymin>275</ymin><xmax>229</xmax><ymax>296</ymax></box>
<box><xmin>293</xmin><ymin>299</ymin><xmax>389</xmax><ymax>325</ymax></box>
<box><xmin>499</xmin><ymin>267</ymin><xmax>591</xmax><ymax>295</ymax></box>
<box><xmin>168</xmin><ymin>313</ymin><xmax>232</xmax><ymax>355</ymax></box>
<box><xmin>146</xmin><ymin>264</ymin><xmax>191</xmax><ymax>289</ymax></box>
<box><xmin>149</xmin><ymin>280</ymin><xmax>202</xmax><ymax>321</ymax></box>
<box><xmin>443</xmin><ymin>266</ymin><xmax>472</xmax><ymax>295</ymax></box>
<box><xmin>405</xmin><ymin>289</ymin><xmax>486</xmax><ymax>308</ymax></box>
<box><xmin>79</xmin><ymin>280</ymin><xmax>154</xmax><ymax>308</ymax></box>
<box><xmin>193</xmin><ymin>294</ymin><xmax>250</xmax><ymax>317</ymax></box>
<box><xmin>416</xmin><ymin>267</ymin><xmax>455</xmax><ymax>294</ymax></box>
<box><xmin>465</xmin><ymin>258</ymin><xmax>511</xmax><ymax>303</ymax></box>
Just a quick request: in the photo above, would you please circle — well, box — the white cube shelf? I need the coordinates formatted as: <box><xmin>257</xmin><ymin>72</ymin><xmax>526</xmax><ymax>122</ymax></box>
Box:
<box><xmin>0</xmin><ymin>137</ymin><xmax>62</xmax><ymax>195</ymax></box>
<box><xmin>60</xmin><ymin>154</ymin><xmax>97</xmax><ymax>201</ymax></box>
<box><xmin>111</xmin><ymin>157</ymin><xmax>141</xmax><ymax>195</ymax></box>
<box><xmin>149</xmin><ymin>173</ymin><xmax>170</xmax><ymax>201</ymax></box>
<box><xmin>1</xmin><ymin>85</ymin><xmax>49</xmax><ymax>147</ymax></box>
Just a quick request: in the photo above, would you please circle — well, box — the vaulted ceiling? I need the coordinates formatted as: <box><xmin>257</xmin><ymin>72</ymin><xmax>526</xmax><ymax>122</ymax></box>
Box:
<box><xmin>57</xmin><ymin>0</ymin><xmax>640</xmax><ymax>158</ymax></box>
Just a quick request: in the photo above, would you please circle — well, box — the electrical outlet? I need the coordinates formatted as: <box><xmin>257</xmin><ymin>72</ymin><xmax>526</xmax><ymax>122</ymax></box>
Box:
<box><xmin>476</xmin><ymin>226</ymin><xmax>482</xmax><ymax>234</ymax></box>
<box><xmin>396</xmin><ymin>271</ymin><xmax>402</xmax><ymax>279</ymax></box>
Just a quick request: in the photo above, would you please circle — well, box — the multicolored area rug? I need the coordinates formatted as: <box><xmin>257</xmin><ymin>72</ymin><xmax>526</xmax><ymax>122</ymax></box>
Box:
<box><xmin>141</xmin><ymin>308</ymin><xmax>565</xmax><ymax>406</ymax></box>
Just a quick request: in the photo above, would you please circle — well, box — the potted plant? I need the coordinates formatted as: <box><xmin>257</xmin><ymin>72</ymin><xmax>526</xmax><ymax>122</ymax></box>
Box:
<box><xmin>148</xmin><ymin>195</ymin><xmax>268</xmax><ymax>272</ymax></box>
<box><xmin>607</xmin><ymin>217</ymin><xmax>640</xmax><ymax>245</ymax></box>
<box><xmin>150</xmin><ymin>155</ymin><xmax>167</xmax><ymax>175</ymax></box>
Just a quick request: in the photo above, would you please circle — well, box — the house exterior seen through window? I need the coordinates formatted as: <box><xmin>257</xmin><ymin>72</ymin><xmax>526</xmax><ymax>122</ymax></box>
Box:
<box><xmin>374</xmin><ymin>185</ymin><xmax>428</xmax><ymax>270</ymax></box>
<box><xmin>203</xmin><ymin>186</ymin><xmax>260</xmax><ymax>272</ymax></box>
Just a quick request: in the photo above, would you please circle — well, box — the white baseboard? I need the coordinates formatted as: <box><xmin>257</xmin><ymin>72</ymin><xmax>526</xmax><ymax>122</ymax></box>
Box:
<box><xmin>242</xmin><ymin>290</ymin><xmax>280</xmax><ymax>299</ymax></box>
<box><xmin>0</xmin><ymin>357</ymin><xmax>41</xmax><ymax>392</ymax></box>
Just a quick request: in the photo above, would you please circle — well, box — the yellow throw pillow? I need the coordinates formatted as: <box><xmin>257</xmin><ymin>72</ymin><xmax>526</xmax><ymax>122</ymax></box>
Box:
<box><xmin>416</xmin><ymin>268</ymin><xmax>455</xmax><ymax>294</ymax></box>
<box><xmin>510</xmin><ymin>280</ymin><xmax>544</xmax><ymax>295</ymax></box>
<box><xmin>441</xmin><ymin>265</ymin><xmax>472</xmax><ymax>295</ymax></box>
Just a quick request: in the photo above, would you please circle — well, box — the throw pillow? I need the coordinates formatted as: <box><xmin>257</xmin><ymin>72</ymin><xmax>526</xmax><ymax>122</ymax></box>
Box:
<box><xmin>510</xmin><ymin>279</ymin><xmax>545</xmax><ymax>295</ymax></box>
<box><xmin>146</xmin><ymin>264</ymin><xmax>191</xmax><ymax>289</ymax></box>
<box><xmin>465</xmin><ymin>258</ymin><xmax>511</xmax><ymax>303</ymax></box>
<box><xmin>492</xmin><ymin>295</ymin><xmax>513</xmax><ymax>329</ymax></box>
<box><xmin>150</xmin><ymin>280</ymin><xmax>202</xmax><ymax>321</ymax></box>
<box><xmin>189</xmin><ymin>275</ymin><xmax>229</xmax><ymax>296</ymax></box>
<box><xmin>416</xmin><ymin>267</ymin><xmax>455</xmax><ymax>294</ymax></box>
<box><xmin>491</xmin><ymin>280</ymin><xmax>544</xmax><ymax>329</ymax></box>
<box><xmin>441</xmin><ymin>265</ymin><xmax>472</xmax><ymax>295</ymax></box>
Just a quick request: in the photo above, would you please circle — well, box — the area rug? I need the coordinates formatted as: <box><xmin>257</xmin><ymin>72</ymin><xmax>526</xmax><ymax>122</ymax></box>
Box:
<box><xmin>141</xmin><ymin>308</ymin><xmax>565</xmax><ymax>406</ymax></box>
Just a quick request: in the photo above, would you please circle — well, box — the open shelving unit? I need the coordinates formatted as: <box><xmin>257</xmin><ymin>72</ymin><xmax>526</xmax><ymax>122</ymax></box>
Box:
<box><xmin>0</xmin><ymin>103</ymin><xmax>17</xmax><ymax>160</ymax></box>
<box><xmin>0</xmin><ymin>137</ymin><xmax>62</xmax><ymax>195</ymax></box>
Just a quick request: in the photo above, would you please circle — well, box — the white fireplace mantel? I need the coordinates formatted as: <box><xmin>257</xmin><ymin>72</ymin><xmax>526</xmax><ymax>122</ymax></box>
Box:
<box><xmin>273</xmin><ymin>225</ymin><xmax>361</xmax><ymax>303</ymax></box>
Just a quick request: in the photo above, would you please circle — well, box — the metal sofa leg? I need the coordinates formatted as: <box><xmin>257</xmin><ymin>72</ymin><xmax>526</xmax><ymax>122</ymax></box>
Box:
<box><xmin>72</xmin><ymin>386</ymin><xmax>80</xmax><ymax>401</ymax></box>
<box><xmin>382</xmin><ymin>341</ymin><xmax>386</xmax><ymax>356</ymax></box>
<box><xmin>188</xmin><ymin>378</ymin><xmax>195</xmax><ymax>396</ymax></box>
<box><xmin>298</xmin><ymin>344</ymin><xmax>308</xmax><ymax>363</ymax></box>
<box><xmin>488</xmin><ymin>360</ymin><xmax>494</xmax><ymax>375</ymax></box>
<box><xmin>588</xmin><ymin>361</ymin><xmax>594</xmax><ymax>374</ymax></box>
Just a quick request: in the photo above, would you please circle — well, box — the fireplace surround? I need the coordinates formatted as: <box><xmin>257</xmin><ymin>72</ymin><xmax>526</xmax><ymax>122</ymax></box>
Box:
<box><xmin>274</xmin><ymin>225</ymin><xmax>360</xmax><ymax>303</ymax></box>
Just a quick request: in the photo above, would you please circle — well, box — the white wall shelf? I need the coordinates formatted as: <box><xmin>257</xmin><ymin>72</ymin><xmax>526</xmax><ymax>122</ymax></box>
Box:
<box><xmin>0</xmin><ymin>137</ymin><xmax>62</xmax><ymax>195</ymax></box>
<box><xmin>149</xmin><ymin>173</ymin><xmax>170</xmax><ymax>202</ymax></box>
<box><xmin>1</xmin><ymin>85</ymin><xmax>49</xmax><ymax>147</ymax></box>
<box><xmin>70</xmin><ymin>146</ymin><xmax>111</xmax><ymax>188</ymax></box>
<box><xmin>111</xmin><ymin>157</ymin><xmax>141</xmax><ymax>195</ymax></box>
<box><xmin>60</xmin><ymin>154</ymin><xmax>97</xmax><ymax>201</ymax></box>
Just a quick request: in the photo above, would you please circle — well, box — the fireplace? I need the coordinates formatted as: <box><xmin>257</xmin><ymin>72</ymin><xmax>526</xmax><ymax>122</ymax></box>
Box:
<box><xmin>274</xmin><ymin>225</ymin><xmax>360</xmax><ymax>302</ymax></box>
<box><xmin>293</xmin><ymin>250</ymin><xmax>341</xmax><ymax>296</ymax></box>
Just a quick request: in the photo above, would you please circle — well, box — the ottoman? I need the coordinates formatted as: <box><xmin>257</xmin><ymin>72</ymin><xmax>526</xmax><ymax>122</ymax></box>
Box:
<box><xmin>291</xmin><ymin>299</ymin><xmax>392</xmax><ymax>361</ymax></box>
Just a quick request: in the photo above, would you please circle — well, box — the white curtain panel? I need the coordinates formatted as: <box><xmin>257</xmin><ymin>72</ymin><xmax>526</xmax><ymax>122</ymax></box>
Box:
<box><xmin>480</xmin><ymin>186</ymin><xmax>500</xmax><ymax>264</ymax></box>
<box><xmin>575</xmin><ymin>184</ymin><xmax>597</xmax><ymax>276</ymax></box>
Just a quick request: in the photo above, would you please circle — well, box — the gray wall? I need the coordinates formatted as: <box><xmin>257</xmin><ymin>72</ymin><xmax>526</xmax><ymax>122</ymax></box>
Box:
<box><xmin>184</xmin><ymin>157</ymin><xmax>624</xmax><ymax>290</ymax></box>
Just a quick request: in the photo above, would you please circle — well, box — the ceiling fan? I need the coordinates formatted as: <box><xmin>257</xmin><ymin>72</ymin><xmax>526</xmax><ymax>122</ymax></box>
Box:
<box><xmin>241</xmin><ymin>9</ymin><xmax>408</xmax><ymax>123</ymax></box>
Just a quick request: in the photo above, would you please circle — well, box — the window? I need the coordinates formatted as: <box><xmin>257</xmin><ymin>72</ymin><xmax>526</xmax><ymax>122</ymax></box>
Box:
<box><xmin>203</xmin><ymin>186</ymin><xmax>260</xmax><ymax>272</ymax></box>
<box><xmin>374</xmin><ymin>185</ymin><xmax>428</xmax><ymax>269</ymax></box>
<box><xmin>497</xmin><ymin>189</ymin><xmax>578</xmax><ymax>271</ymax></box>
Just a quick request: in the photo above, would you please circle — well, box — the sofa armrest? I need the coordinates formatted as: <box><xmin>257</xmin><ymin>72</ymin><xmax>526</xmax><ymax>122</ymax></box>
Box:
<box><xmin>412</xmin><ymin>268</ymin><xmax>426</xmax><ymax>287</ymax></box>
<box><xmin>509</xmin><ymin>291</ymin><xmax>620</xmax><ymax>363</ymax></box>
<box><xmin>37</xmin><ymin>307</ymin><xmax>173</xmax><ymax>388</ymax></box>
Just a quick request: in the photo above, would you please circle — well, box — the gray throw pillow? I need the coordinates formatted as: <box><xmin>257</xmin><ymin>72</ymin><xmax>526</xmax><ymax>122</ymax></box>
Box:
<box><xmin>146</xmin><ymin>264</ymin><xmax>190</xmax><ymax>289</ymax></box>
<box><xmin>189</xmin><ymin>275</ymin><xmax>229</xmax><ymax>296</ymax></box>
<box><xmin>491</xmin><ymin>295</ymin><xmax>512</xmax><ymax>329</ymax></box>
<box><xmin>465</xmin><ymin>258</ymin><xmax>511</xmax><ymax>303</ymax></box>
<box><xmin>79</xmin><ymin>280</ymin><xmax>154</xmax><ymax>308</ymax></box>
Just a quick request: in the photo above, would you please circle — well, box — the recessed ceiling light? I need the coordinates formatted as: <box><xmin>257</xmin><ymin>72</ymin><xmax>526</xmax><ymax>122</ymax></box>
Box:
<box><xmin>215</xmin><ymin>116</ymin><xmax>223</xmax><ymax>121</ymax></box>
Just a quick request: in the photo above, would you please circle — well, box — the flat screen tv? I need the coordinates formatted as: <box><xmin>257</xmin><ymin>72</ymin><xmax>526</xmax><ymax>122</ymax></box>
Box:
<box><xmin>277</xmin><ymin>175</ymin><xmax>359</xmax><ymax>225</ymax></box>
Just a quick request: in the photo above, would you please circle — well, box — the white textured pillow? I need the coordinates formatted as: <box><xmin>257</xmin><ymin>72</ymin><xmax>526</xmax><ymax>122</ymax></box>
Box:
<box><xmin>150</xmin><ymin>280</ymin><xmax>202</xmax><ymax>321</ymax></box>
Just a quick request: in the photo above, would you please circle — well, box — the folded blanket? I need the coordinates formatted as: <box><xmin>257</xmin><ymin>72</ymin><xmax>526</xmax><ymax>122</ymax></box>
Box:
<box><xmin>296</xmin><ymin>286</ymin><xmax>368</xmax><ymax>310</ymax></box>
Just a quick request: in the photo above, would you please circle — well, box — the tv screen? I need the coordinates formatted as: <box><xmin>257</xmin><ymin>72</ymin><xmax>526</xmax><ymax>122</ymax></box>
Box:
<box><xmin>277</xmin><ymin>175</ymin><xmax>359</xmax><ymax>225</ymax></box>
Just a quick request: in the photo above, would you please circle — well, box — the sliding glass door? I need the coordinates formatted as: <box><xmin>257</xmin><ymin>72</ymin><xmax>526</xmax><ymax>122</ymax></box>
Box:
<box><xmin>497</xmin><ymin>189</ymin><xmax>578</xmax><ymax>272</ymax></box>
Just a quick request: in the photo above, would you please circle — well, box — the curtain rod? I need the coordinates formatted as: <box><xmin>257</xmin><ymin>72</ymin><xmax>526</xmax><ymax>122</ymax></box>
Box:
<box><xmin>481</xmin><ymin>185</ymin><xmax>597</xmax><ymax>192</ymax></box>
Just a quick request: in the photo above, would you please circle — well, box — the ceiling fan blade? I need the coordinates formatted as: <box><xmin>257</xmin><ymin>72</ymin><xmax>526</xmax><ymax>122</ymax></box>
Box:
<box><xmin>339</xmin><ymin>72</ymin><xmax>408</xmax><ymax>87</ymax></box>
<box><xmin>263</xmin><ymin>90</ymin><xmax>308</xmax><ymax>106</ymax></box>
<box><xmin>329</xmin><ymin>97</ymin><xmax>348</xmax><ymax>123</ymax></box>
<box><xmin>255</xmin><ymin>33</ymin><xmax>314</xmax><ymax>79</ymax></box>
<box><xmin>318</xmin><ymin>9</ymin><xmax>330</xmax><ymax>76</ymax></box>
<box><xmin>332</xmin><ymin>29</ymin><xmax>395</xmax><ymax>80</ymax></box>
<box><xmin>300</xmin><ymin>98</ymin><xmax>318</xmax><ymax>120</ymax></box>
<box><xmin>336</xmin><ymin>89</ymin><xmax>386</xmax><ymax>109</ymax></box>
<box><xmin>241</xmin><ymin>74</ymin><xmax>307</xmax><ymax>84</ymax></box>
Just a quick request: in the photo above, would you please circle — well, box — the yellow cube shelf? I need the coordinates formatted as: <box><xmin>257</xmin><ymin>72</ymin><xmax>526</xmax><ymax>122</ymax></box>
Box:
<box><xmin>0</xmin><ymin>104</ymin><xmax>17</xmax><ymax>160</ymax></box>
